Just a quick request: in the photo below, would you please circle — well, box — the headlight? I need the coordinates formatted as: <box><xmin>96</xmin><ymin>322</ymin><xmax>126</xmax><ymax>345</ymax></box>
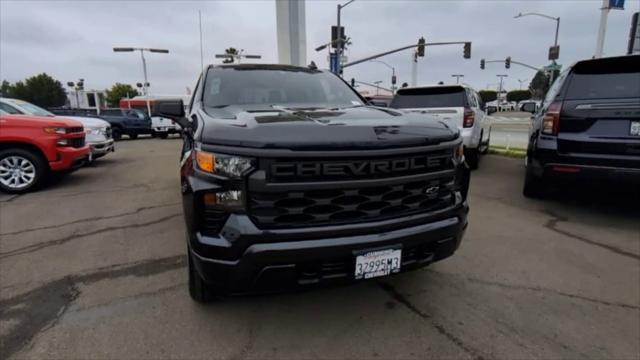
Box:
<box><xmin>85</xmin><ymin>128</ymin><xmax>102</xmax><ymax>135</ymax></box>
<box><xmin>195</xmin><ymin>149</ymin><xmax>253</xmax><ymax>177</ymax></box>
<box><xmin>43</xmin><ymin>127</ymin><xmax>67</xmax><ymax>134</ymax></box>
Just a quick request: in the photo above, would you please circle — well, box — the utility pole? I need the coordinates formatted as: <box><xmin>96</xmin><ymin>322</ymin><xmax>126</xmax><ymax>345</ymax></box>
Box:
<box><xmin>411</xmin><ymin>51</ymin><xmax>418</xmax><ymax>86</ymax></box>
<box><xmin>595</xmin><ymin>0</ymin><xmax>610</xmax><ymax>58</ymax></box>
<box><xmin>496</xmin><ymin>74</ymin><xmax>508</xmax><ymax>108</ymax></box>
<box><xmin>373</xmin><ymin>80</ymin><xmax>383</xmax><ymax>95</ymax></box>
<box><xmin>517</xmin><ymin>79</ymin><xmax>527</xmax><ymax>90</ymax></box>
<box><xmin>451</xmin><ymin>74</ymin><xmax>464</xmax><ymax>84</ymax></box>
<box><xmin>370</xmin><ymin>60</ymin><xmax>397</xmax><ymax>93</ymax></box>
<box><xmin>199</xmin><ymin>10</ymin><xmax>204</xmax><ymax>71</ymax></box>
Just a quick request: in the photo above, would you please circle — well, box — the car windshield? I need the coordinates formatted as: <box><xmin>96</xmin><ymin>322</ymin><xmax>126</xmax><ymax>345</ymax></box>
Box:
<box><xmin>390</xmin><ymin>87</ymin><xmax>468</xmax><ymax>108</ymax></box>
<box><xmin>202</xmin><ymin>66</ymin><xmax>363</xmax><ymax>109</ymax></box>
<box><xmin>11</xmin><ymin>100</ymin><xmax>55</xmax><ymax>116</ymax></box>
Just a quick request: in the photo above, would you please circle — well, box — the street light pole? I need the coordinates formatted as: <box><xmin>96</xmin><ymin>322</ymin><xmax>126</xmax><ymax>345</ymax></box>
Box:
<box><xmin>336</xmin><ymin>0</ymin><xmax>355</xmax><ymax>76</ymax></box>
<box><xmin>451</xmin><ymin>74</ymin><xmax>464</xmax><ymax>84</ymax></box>
<box><xmin>373</xmin><ymin>80</ymin><xmax>383</xmax><ymax>95</ymax></box>
<box><xmin>496</xmin><ymin>74</ymin><xmax>508</xmax><ymax>110</ymax></box>
<box><xmin>370</xmin><ymin>60</ymin><xmax>396</xmax><ymax>93</ymax></box>
<box><xmin>113</xmin><ymin>47</ymin><xmax>169</xmax><ymax>116</ymax></box>
<box><xmin>514</xmin><ymin>12</ymin><xmax>560</xmax><ymax>83</ymax></box>
<box><xmin>595</xmin><ymin>0</ymin><xmax>610</xmax><ymax>58</ymax></box>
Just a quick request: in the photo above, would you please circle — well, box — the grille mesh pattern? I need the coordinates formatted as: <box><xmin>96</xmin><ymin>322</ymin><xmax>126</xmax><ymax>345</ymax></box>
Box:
<box><xmin>249</xmin><ymin>179</ymin><xmax>453</xmax><ymax>228</ymax></box>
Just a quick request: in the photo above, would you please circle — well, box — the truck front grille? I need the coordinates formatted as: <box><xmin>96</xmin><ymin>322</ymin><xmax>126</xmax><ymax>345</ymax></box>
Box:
<box><xmin>248</xmin><ymin>178</ymin><xmax>454</xmax><ymax>229</ymax></box>
<box><xmin>68</xmin><ymin>137</ymin><xmax>86</xmax><ymax>148</ymax></box>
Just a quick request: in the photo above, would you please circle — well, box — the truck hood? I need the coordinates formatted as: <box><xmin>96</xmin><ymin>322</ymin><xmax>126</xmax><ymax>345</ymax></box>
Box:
<box><xmin>199</xmin><ymin>105</ymin><xmax>459</xmax><ymax>150</ymax></box>
<box><xmin>57</xmin><ymin>116</ymin><xmax>110</xmax><ymax>129</ymax></box>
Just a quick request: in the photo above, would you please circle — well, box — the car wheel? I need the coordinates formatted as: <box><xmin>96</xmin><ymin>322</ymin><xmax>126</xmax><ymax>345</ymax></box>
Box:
<box><xmin>128</xmin><ymin>133</ymin><xmax>138</xmax><ymax>140</ymax></box>
<box><xmin>479</xmin><ymin>129</ymin><xmax>490</xmax><ymax>155</ymax></box>
<box><xmin>465</xmin><ymin>148</ymin><xmax>479</xmax><ymax>170</ymax></box>
<box><xmin>112</xmin><ymin>127</ymin><xmax>123</xmax><ymax>141</ymax></box>
<box><xmin>188</xmin><ymin>251</ymin><xmax>219</xmax><ymax>303</ymax></box>
<box><xmin>522</xmin><ymin>166</ymin><xmax>546</xmax><ymax>198</ymax></box>
<box><xmin>0</xmin><ymin>149</ymin><xmax>47</xmax><ymax>194</ymax></box>
<box><xmin>158</xmin><ymin>133</ymin><xmax>169</xmax><ymax>139</ymax></box>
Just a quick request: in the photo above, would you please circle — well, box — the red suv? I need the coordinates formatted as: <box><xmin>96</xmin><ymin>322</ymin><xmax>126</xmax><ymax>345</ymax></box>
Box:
<box><xmin>0</xmin><ymin>114</ymin><xmax>91</xmax><ymax>193</ymax></box>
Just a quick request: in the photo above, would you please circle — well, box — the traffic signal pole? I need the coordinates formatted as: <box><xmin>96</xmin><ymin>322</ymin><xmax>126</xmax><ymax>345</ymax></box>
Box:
<box><xmin>343</xmin><ymin>41</ymin><xmax>470</xmax><ymax>69</ymax></box>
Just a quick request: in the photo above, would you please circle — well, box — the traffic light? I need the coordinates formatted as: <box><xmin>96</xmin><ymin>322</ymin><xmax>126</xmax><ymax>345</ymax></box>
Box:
<box><xmin>350</xmin><ymin>78</ymin><xmax>355</xmax><ymax>87</ymax></box>
<box><xmin>463</xmin><ymin>42</ymin><xmax>471</xmax><ymax>59</ymax></box>
<box><xmin>480</xmin><ymin>59</ymin><xmax>485</xmax><ymax>70</ymax></box>
<box><xmin>417</xmin><ymin>37</ymin><xmax>425</xmax><ymax>57</ymax></box>
<box><xmin>505</xmin><ymin>56</ymin><xmax>511</xmax><ymax>69</ymax></box>
<box><xmin>391</xmin><ymin>75</ymin><xmax>397</xmax><ymax>85</ymax></box>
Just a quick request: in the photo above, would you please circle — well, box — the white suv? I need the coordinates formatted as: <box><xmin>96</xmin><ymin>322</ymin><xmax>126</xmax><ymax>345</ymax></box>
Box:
<box><xmin>390</xmin><ymin>85</ymin><xmax>489</xmax><ymax>169</ymax></box>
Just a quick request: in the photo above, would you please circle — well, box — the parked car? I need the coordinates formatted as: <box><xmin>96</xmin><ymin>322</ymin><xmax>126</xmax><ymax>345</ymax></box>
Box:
<box><xmin>390</xmin><ymin>85</ymin><xmax>489</xmax><ymax>169</ymax></box>
<box><xmin>0</xmin><ymin>114</ymin><xmax>90</xmax><ymax>193</ymax></box>
<box><xmin>0</xmin><ymin>98</ymin><xmax>114</xmax><ymax>160</ymax></box>
<box><xmin>518</xmin><ymin>100</ymin><xmax>540</xmax><ymax>112</ymax></box>
<box><xmin>522</xmin><ymin>54</ymin><xmax>640</xmax><ymax>198</ymax></box>
<box><xmin>97</xmin><ymin>108</ymin><xmax>152</xmax><ymax>140</ymax></box>
<box><xmin>157</xmin><ymin>64</ymin><xmax>470</xmax><ymax>301</ymax></box>
<box><xmin>120</xmin><ymin>97</ymin><xmax>182</xmax><ymax>139</ymax></box>
<box><xmin>364</xmin><ymin>95</ymin><xmax>393</xmax><ymax>107</ymax></box>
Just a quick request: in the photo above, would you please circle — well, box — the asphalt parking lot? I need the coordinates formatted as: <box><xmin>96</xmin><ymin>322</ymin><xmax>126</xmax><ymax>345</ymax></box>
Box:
<box><xmin>1</xmin><ymin>138</ymin><xmax>639</xmax><ymax>359</ymax></box>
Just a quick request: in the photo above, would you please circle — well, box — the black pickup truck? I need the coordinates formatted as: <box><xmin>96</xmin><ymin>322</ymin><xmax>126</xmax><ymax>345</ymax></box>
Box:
<box><xmin>49</xmin><ymin>107</ymin><xmax>152</xmax><ymax>140</ymax></box>
<box><xmin>158</xmin><ymin>64</ymin><xmax>470</xmax><ymax>301</ymax></box>
<box><xmin>522</xmin><ymin>55</ymin><xmax>640</xmax><ymax>197</ymax></box>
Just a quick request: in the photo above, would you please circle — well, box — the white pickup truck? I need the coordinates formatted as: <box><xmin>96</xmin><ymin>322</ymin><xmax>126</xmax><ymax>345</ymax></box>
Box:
<box><xmin>389</xmin><ymin>85</ymin><xmax>490</xmax><ymax>169</ymax></box>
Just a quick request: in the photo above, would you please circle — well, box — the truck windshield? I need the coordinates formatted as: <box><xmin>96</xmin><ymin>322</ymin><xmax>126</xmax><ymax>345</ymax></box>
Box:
<box><xmin>9</xmin><ymin>100</ymin><xmax>55</xmax><ymax>117</ymax></box>
<box><xmin>202</xmin><ymin>66</ymin><xmax>363</xmax><ymax>109</ymax></box>
<box><xmin>390</xmin><ymin>87</ymin><xmax>467</xmax><ymax>108</ymax></box>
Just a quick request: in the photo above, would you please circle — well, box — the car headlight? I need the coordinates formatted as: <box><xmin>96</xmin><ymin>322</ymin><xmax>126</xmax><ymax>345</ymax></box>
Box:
<box><xmin>43</xmin><ymin>127</ymin><xmax>67</xmax><ymax>134</ymax></box>
<box><xmin>194</xmin><ymin>149</ymin><xmax>253</xmax><ymax>178</ymax></box>
<box><xmin>85</xmin><ymin>128</ymin><xmax>102</xmax><ymax>135</ymax></box>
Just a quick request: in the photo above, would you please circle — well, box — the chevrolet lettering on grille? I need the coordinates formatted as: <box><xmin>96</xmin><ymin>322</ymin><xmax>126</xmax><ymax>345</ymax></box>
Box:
<box><xmin>271</xmin><ymin>154</ymin><xmax>450</xmax><ymax>178</ymax></box>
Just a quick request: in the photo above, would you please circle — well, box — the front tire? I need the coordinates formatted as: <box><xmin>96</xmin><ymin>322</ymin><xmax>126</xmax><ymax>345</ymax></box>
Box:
<box><xmin>0</xmin><ymin>149</ymin><xmax>47</xmax><ymax>194</ymax></box>
<box><xmin>112</xmin><ymin>127</ymin><xmax>123</xmax><ymax>141</ymax></box>
<box><xmin>465</xmin><ymin>148</ymin><xmax>479</xmax><ymax>170</ymax></box>
<box><xmin>188</xmin><ymin>251</ymin><xmax>220</xmax><ymax>303</ymax></box>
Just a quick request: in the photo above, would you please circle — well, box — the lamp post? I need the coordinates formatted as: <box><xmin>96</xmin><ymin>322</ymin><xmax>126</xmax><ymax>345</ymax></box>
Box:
<box><xmin>517</xmin><ymin>78</ymin><xmax>528</xmax><ymax>90</ymax></box>
<box><xmin>451</xmin><ymin>74</ymin><xmax>464</xmax><ymax>84</ymax></box>
<box><xmin>369</xmin><ymin>60</ymin><xmax>396</xmax><ymax>93</ymax></box>
<box><xmin>335</xmin><ymin>0</ymin><xmax>356</xmax><ymax>76</ymax></box>
<box><xmin>514</xmin><ymin>12</ymin><xmax>560</xmax><ymax>83</ymax></box>
<box><xmin>113</xmin><ymin>47</ymin><xmax>169</xmax><ymax>116</ymax></box>
<box><xmin>496</xmin><ymin>74</ymin><xmax>508</xmax><ymax>110</ymax></box>
<box><xmin>373</xmin><ymin>80</ymin><xmax>383</xmax><ymax>95</ymax></box>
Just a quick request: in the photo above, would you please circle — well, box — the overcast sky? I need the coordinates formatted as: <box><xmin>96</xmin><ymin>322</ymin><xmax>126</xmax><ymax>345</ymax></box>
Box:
<box><xmin>1</xmin><ymin>0</ymin><xmax>638</xmax><ymax>95</ymax></box>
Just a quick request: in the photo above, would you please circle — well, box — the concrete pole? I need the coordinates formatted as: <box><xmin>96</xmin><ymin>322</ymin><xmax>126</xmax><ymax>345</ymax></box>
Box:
<box><xmin>276</xmin><ymin>0</ymin><xmax>307</xmax><ymax>66</ymax></box>
<box><xmin>595</xmin><ymin>0</ymin><xmax>610</xmax><ymax>58</ymax></box>
<box><xmin>411</xmin><ymin>51</ymin><xmax>418</xmax><ymax>86</ymax></box>
<box><xmin>140</xmin><ymin>50</ymin><xmax>151</xmax><ymax>116</ymax></box>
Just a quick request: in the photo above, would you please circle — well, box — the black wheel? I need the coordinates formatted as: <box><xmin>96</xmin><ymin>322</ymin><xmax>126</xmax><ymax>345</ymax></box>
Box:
<box><xmin>523</xmin><ymin>166</ymin><xmax>546</xmax><ymax>198</ymax></box>
<box><xmin>465</xmin><ymin>148</ymin><xmax>479</xmax><ymax>170</ymax></box>
<box><xmin>158</xmin><ymin>133</ymin><xmax>169</xmax><ymax>139</ymax></box>
<box><xmin>112</xmin><ymin>127</ymin><xmax>123</xmax><ymax>141</ymax></box>
<box><xmin>188</xmin><ymin>251</ymin><xmax>220</xmax><ymax>303</ymax></box>
<box><xmin>128</xmin><ymin>133</ymin><xmax>138</xmax><ymax>140</ymax></box>
<box><xmin>479</xmin><ymin>129</ymin><xmax>490</xmax><ymax>155</ymax></box>
<box><xmin>0</xmin><ymin>148</ymin><xmax>47</xmax><ymax>194</ymax></box>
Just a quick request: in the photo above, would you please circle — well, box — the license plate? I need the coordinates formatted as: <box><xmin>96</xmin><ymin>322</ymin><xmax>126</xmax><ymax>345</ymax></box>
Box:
<box><xmin>157</xmin><ymin>127</ymin><xmax>167</xmax><ymax>132</ymax></box>
<box><xmin>631</xmin><ymin>121</ymin><xmax>640</xmax><ymax>136</ymax></box>
<box><xmin>355</xmin><ymin>248</ymin><xmax>402</xmax><ymax>280</ymax></box>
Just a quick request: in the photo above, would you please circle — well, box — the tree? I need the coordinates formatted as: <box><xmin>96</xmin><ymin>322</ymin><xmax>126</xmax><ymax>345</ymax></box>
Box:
<box><xmin>8</xmin><ymin>73</ymin><xmax>67</xmax><ymax>108</ymax></box>
<box><xmin>528</xmin><ymin>69</ymin><xmax>560</xmax><ymax>100</ymax></box>
<box><xmin>105</xmin><ymin>83</ymin><xmax>140</xmax><ymax>107</ymax></box>
<box><xmin>478</xmin><ymin>90</ymin><xmax>497</xmax><ymax>103</ymax></box>
<box><xmin>506</xmin><ymin>90</ymin><xmax>532</xmax><ymax>103</ymax></box>
<box><xmin>222</xmin><ymin>47</ymin><xmax>239</xmax><ymax>63</ymax></box>
<box><xmin>1</xmin><ymin>80</ymin><xmax>13</xmax><ymax>97</ymax></box>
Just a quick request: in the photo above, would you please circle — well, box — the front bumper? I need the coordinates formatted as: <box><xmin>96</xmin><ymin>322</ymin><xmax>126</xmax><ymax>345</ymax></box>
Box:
<box><xmin>89</xmin><ymin>139</ymin><xmax>115</xmax><ymax>156</ymax></box>
<box><xmin>189</xmin><ymin>197</ymin><xmax>468</xmax><ymax>294</ymax></box>
<box><xmin>49</xmin><ymin>146</ymin><xmax>91</xmax><ymax>172</ymax></box>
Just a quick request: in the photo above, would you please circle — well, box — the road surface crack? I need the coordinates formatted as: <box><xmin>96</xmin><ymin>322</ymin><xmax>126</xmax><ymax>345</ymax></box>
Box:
<box><xmin>377</xmin><ymin>281</ymin><xmax>484</xmax><ymax>360</ymax></box>
<box><xmin>0</xmin><ymin>213</ymin><xmax>182</xmax><ymax>259</ymax></box>
<box><xmin>543</xmin><ymin>210</ymin><xmax>640</xmax><ymax>261</ymax></box>
<box><xmin>0</xmin><ymin>202</ymin><xmax>181</xmax><ymax>236</ymax></box>
<box><xmin>0</xmin><ymin>254</ymin><xmax>185</xmax><ymax>359</ymax></box>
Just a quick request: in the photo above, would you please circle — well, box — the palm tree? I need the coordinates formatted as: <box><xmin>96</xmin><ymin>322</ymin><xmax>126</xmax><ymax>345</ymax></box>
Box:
<box><xmin>222</xmin><ymin>47</ymin><xmax>239</xmax><ymax>64</ymax></box>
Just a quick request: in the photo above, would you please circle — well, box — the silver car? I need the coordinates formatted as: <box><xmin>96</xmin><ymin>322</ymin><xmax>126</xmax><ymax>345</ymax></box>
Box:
<box><xmin>0</xmin><ymin>98</ymin><xmax>114</xmax><ymax>160</ymax></box>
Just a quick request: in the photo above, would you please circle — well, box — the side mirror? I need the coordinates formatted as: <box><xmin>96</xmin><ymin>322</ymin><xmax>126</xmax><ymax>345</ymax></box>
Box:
<box><xmin>156</xmin><ymin>100</ymin><xmax>190</xmax><ymax>129</ymax></box>
<box><xmin>522</xmin><ymin>102</ymin><xmax>536</xmax><ymax>114</ymax></box>
<box><xmin>486</xmin><ymin>106</ymin><xmax>496</xmax><ymax>115</ymax></box>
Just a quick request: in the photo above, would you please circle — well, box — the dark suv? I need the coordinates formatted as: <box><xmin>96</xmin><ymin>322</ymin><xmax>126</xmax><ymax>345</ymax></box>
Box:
<box><xmin>522</xmin><ymin>55</ymin><xmax>640</xmax><ymax>197</ymax></box>
<box><xmin>98</xmin><ymin>108</ymin><xmax>152</xmax><ymax>140</ymax></box>
<box><xmin>159</xmin><ymin>64</ymin><xmax>470</xmax><ymax>301</ymax></box>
